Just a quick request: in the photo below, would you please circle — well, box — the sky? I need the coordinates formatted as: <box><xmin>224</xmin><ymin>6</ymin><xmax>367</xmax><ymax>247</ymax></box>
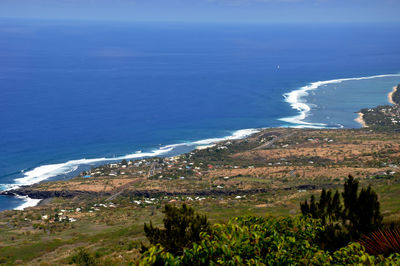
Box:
<box><xmin>0</xmin><ymin>0</ymin><xmax>400</xmax><ymax>23</ymax></box>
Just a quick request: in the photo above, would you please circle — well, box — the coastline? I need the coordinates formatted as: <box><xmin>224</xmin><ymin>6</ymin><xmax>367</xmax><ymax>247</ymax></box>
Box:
<box><xmin>354</xmin><ymin>112</ymin><xmax>367</xmax><ymax>128</ymax></box>
<box><xmin>4</xmin><ymin>73</ymin><xmax>400</xmax><ymax>211</ymax></box>
<box><xmin>4</xmin><ymin>127</ymin><xmax>400</xmax><ymax>264</ymax></box>
<box><xmin>13</xmin><ymin>196</ymin><xmax>42</xmax><ymax>211</ymax></box>
<box><xmin>5</xmin><ymin>127</ymin><xmax>400</xmax><ymax>204</ymax></box>
<box><xmin>2</xmin><ymin>128</ymin><xmax>260</xmax><ymax>211</ymax></box>
<box><xmin>388</xmin><ymin>85</ymin><xmax>398</xmax><ymax>105</ymax></box>
<box><xmin>280</xmin><ymin>73</ymin><xmax>400</xmax><ymax>128</ymax></box>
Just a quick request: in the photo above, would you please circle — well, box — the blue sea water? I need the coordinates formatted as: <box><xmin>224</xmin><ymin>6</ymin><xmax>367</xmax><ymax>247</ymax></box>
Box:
<box><xmin>1</xmin><ymin>20</ymin><xmax>400</xmax><ymax>210</ymax></box>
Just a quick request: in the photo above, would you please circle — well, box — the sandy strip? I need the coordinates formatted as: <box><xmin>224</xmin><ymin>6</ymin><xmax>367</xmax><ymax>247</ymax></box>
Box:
<box><xmin>196</xmin><ymin>144</ymin><xmax>216</xmax><ymax>150</ymax></box>
<box><xmin>355</xmin><ymin>112</ymin><xmax>367</xmax><ymax>128</ymax></box>
<box><xmin>388</xmin><ymin>85</ymin><xmax>398</xmax><ymax>105</ymax></box>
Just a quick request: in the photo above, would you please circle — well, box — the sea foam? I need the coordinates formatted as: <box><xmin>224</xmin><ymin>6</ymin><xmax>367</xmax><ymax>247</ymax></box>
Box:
<box><xmin>192</xmin><ymin>129</ymin><xmax>260</xmax><ymax>145</ymax></box>
<box><xmin>11</xmin><ymin>128</ymin><xmax>259</xmax><ymax>193</ymax></box>
<box><xmin>14</xmin><ymin>195</ymin><xmax>42</xmax><ymax>211</ymax></box>
<box><xmin>280</xmin><ymin>73</ymin><xmax>400</xmax><ymax>128</ymax></box>
<box><xmin>13</xmin><ymin>147</ymin><xmax>175</xmax><ymax>187</ymax></box>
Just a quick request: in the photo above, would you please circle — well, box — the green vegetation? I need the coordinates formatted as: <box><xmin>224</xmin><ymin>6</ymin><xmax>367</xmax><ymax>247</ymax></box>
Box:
<box><xmin>301</xmin><ymin>175</ymin><xmax>382</xmax><ymax>250</ymax></box>
<box><xmin>140</xmin><ymin>215</ymin><xmax>400</xmax><ymax>265</ymax></box>
<box><xmin>360</xmin><ymin>105</ymin><xmax>400</xmax><ymax>129</ymax></box>
<box><xmin>140</xmin><ymin>177</ymin><xmax>399</xmax><ymax>264</ymax></box>
<box><xmin>144</xmin><ymin>204</ymin><xmax>210</xmax><ymax>255</ymax></box>
<box><xmin>391</xmin><ymin>84</ymin><xmax>400</xmax><ymax>105</ymax></box>
<box><xmin>70</xmin><ymin>248</ymin><xmax>98</xmax><ymax>266</ymax></box>
<box><xmin>360</xmin><ymin>83</ymin><xmax>400</xmax><ymax>128</ymax></box>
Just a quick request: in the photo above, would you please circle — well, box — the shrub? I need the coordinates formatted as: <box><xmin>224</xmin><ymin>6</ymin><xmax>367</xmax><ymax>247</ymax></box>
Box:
<box><xmin>341</xmin><ymin>176</ymin><xmax>382</xmax><ymax>237</ymax></box>
<box><xmin>300</xmin><ymin>175</ymin><xmax>382</xmax><ymax>250</ymax></box>
<box><xmin>144</xmin><ymin>204</ymin><xmax>210</xmax><ymax>256</ymax></box>
<box><xmin>70</xmin><ymin>248</ymin><xmax>97</xmax><ymax>266</ymax></box>
<box><xmin>141</xmin><ymin>215</ymin><xmax>325</xmax><ymax>265</ymax></box>
<box><xmin>140</xmin><ymin>215</ymin><xmax>400</xmax><ymax>265</ymax></box>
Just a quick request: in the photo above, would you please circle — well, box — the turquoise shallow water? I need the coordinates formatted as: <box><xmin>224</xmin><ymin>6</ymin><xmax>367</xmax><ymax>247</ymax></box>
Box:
<box><xmin>0</xmin><ymin>20</ymin><xmax>400</xmax><ymax>210</ymax></box>
<box><xmin>281</xmin><ymin>75</ymin><xmax>400</xmax><ymax>129</ymax></box>
<box><xmin>306</xmin><ymin>76</ymin><xmax>400</xmax><ymax>128</ymax></box>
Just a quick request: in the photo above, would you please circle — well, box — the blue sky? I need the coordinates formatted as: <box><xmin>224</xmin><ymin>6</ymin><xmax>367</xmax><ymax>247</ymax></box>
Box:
<box><xmin>1</xmin><ymin>0</ymin><xmax>400</xmax><ymax>23</ymax></box>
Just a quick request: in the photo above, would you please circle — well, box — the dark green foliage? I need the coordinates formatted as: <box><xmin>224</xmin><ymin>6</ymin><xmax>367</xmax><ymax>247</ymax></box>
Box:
<box><xmin>301</xmin><ymin>189</ymin><xmax>342</xmax><ymax>225</ymax></box>
<box><xmin>144</xmin><ymin>204</ymin><xmax>210</xmax><ymax>255</ymax></box>
<box><xmin>342</xmin><ymin>176</ymin><xmax>382</xmax><ymax>237</ymax></box>
<box><xmin>301</xmin><ymin>189</ymin><xmax>347</xmax><ymax>250</ymax></box>
<box><xmin>140</xmin><ymin>215</ymin><xmax>400</xmax><ymax>265</ymax></box>
<box><xmin>349</xmin><ymin>185</ymin><xmax>382</xmax><ymax>236</ymax></box>
<box><xmin>301</xmin><ymin>175</ymin><xmax>382</xmax><ymax>250</ymax></box>
<box><xmin>70</xmin><ymin>248</ymin><xmax>97</xmax><ymax>266</ymax></box>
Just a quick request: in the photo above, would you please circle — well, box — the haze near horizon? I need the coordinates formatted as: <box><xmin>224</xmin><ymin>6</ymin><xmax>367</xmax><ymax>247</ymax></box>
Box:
<box><xmin>1</xmin><ymin>0</ymin><xmax>400</xmax><ymax>23</ymax></box>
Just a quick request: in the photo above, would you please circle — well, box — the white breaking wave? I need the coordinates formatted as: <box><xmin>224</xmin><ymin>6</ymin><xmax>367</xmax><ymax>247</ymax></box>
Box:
<box><xmin>13</xmin><ymin>146</ymin><xmax>175</xmax><ymax>187</ymax></box>
<box><xmin>280</xmin><ymin>73</ymin><xmax>400</xmax><ymax>128</ymax></box>
<box><xmin>14</xmin><ymin>195</ymin><xmax>42</xmax><ymax>210</ymax></box>
<box><xmin>192</xmin><ymin>128</ymin><xmax>260</xmax><ymax>145</ymax></box>
<box><xmin>11</xmin><ymin>128</ymin><xmax>259</xmax><ymax>191</ymax></box>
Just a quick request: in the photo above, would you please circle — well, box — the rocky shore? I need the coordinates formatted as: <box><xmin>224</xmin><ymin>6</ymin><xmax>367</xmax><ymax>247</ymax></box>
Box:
<box><xmin>1</xmin><ymin>183</ymin><xmax>329</xmax><ymax>200</ymax></box>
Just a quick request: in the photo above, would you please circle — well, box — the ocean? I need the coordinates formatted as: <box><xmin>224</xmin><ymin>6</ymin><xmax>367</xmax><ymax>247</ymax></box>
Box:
<box><xmin>1</xmin><ymin>20</ymin><xmax>400</xmax><ymax>211</ymax></box>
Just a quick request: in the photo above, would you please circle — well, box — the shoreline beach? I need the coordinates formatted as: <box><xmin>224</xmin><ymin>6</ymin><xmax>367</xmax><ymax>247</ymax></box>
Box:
<box><xmin>388</xmin><ymin>85</ymin><xmax>398</xmax><ymax>105</ymax></box>
<box><xmin>354</xmin><ymin>112</ymin><xmax>367</xmax><ymax>128</ymax></box>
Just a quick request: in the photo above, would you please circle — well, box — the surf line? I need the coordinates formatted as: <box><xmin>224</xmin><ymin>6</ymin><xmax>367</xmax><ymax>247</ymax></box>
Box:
<box><xmin>8</xmin><ymin>129</ymin><xmax>259</xmax><ymax>191</ymax></box>
<box><xmin>279</xmin><ymin>73</ymin><xmax>400</xmax><ymax>128</ymax></box>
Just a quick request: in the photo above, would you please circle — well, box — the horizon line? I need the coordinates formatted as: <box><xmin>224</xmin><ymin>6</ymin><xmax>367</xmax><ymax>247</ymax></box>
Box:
<box><xmin>1</xmin><ymin>16</ymin><xmax>400</xmax><ymax>25</ymax></box>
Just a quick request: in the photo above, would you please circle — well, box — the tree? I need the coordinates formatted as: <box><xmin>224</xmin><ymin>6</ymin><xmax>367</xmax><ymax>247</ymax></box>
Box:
<box><xmin>352</xmin><ymin>186</ymin><xmax>382</xmax><ymax>235</ymax></box>
<box><xmin>300</xmin><ymin>175</ymin><xmax>382</xmax><ymax>250</ymax></box>
<box><xmin>300</xmin><ymin>189</ymin><xmax>341</xmax><ymax>225</ymax></box>
<box><xmin>70</xmin><ymin>248</ymin><xmax>97</xmax><ymax>266</ymax></box>
<box><xmin>144</xmin><ymin>204</ymin><xmax>210</xmax><ymax>255</ymax></box>
<box><xmin>341</xmin><ymin>176</ymin><xmax>382</xmax><ymax>237</ymax></box>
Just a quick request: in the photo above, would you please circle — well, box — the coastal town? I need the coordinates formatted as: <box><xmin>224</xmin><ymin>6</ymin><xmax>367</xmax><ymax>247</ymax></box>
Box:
<box><xmin>357</xmin><ymin>84</ymin><xmax>400</xmax><ymax>128</ymax></box>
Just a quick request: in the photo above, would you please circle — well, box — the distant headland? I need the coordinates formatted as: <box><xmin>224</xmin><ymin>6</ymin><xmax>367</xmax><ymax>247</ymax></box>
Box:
<box><xmin>356</xmin><ymin>83</ymin><xmax>400</xmax><ymax>129</ymax></box>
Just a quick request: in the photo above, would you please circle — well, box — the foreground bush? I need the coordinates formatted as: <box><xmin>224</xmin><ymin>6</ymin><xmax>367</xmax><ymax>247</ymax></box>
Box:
<box><xmin>144</xmin><ymin>204</ymin><xmax>210</xmax><ymax>256</ymax></box>
<box><xmin>70</xmin><ymin>248</ymin><xmax>97</xmax><ymax>266</ymax></box>
<box><xmin>140</xmin><ymin>215</ymin><xmax>400</xmax><ymax>265</ymax></box>
<box><xmin>301</xmin><ymin>175</ymin><xmax>382</xmax><ymax>250</ymax></box>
